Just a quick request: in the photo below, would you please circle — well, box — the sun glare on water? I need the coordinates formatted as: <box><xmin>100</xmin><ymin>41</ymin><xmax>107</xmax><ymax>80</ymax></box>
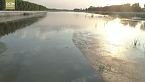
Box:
<box><xmin>92</xmin><ymin>17</ymin><xmax>145</xmax><ymax>59</ymax></box>
<box><xmin>105</xmin><ymin>18</ymin><xmax>131</xmax><ymax>44</ymax></box>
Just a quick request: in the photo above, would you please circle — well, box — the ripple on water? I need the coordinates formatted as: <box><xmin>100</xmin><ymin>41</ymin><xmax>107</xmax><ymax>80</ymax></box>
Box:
<box><xmin>72</xmin><ymin>31</ymin><xmax>145</xmax><ymax>82</ymax></box>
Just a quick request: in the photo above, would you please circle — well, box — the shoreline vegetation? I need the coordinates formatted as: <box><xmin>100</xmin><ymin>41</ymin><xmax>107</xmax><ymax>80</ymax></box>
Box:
<box><xmin>0</xmin><ymin>0</ymin><xmax>48</xmax><ymax>17</ymax></box>
<box><xmin>74</xmin><ymin>3</ymin><xmax>145</xmax><ymax>18</ymax></box>
<box><xmin>0</xmin><ymin>0</ymin><xmax>48</xmax><ymax>11</ymax></box>
<box><xmin>1</xmin><ymin>1</ymin><xmax>145</xmax><ymax>18</ymax></box>
<box><xmin>0</xmin><ymin>0</ymin><xmax>72</xmax><ymax>11</ymax></box>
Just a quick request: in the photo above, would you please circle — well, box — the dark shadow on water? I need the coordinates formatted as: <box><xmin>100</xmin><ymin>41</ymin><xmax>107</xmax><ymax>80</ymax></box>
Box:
<box><xmin>120</xmin><ymin>19</ymin><xmax>145</xmax><ymax>31</ymax></box>
<box><xmin>140</xmin><ymin>22</ymin><xmax>145</xmax><ymax>31</ymax></box>
<box><xmin>120</xmin><ymin>19</ymin><xmax>139</xmax><ymax>27</ymax></box>
<box><xmin>0</xmin><ymin>15</ymin><xmax>46</xmax><ymax>37</ymax></box>
<box><xmin>0</xmin><ymin>42</ymin><xmax>6</xmax><ymax>55</ymax></box>
<box><xmin>0</xmin><ymin>15</ymin><xmax>46</xmax><ymax>82</ymax></box>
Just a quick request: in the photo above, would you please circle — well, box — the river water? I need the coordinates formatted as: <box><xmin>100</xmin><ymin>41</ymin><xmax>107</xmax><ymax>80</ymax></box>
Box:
<box><xmin>0</xmin><ymin>12</ymin><xmax>145</xmax><ymax>82</ymax></box>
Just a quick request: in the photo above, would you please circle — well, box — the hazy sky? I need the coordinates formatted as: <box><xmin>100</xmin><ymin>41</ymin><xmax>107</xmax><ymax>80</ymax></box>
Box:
<box><xmin>24</xmin><ymin>0</ymin><xmax>145</xmax><ymax>9</ymax></box>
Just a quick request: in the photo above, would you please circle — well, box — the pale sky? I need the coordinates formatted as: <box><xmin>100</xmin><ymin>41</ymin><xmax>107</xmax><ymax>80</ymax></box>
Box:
<box><xmin>24</xmin><ymin>0</ymin><xmax>145</xmax><ymax>9</ymax></box>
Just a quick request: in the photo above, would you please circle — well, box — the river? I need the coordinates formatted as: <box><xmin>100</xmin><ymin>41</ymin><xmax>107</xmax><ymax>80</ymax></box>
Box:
<box><xmin>0</xmin><ymin>12</ymin><xmax>145</xmax><ymax>82</ymax></box>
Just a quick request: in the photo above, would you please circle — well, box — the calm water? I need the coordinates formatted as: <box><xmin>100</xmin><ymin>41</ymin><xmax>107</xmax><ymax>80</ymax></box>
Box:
<box><xmin>0</xmin><ymin>12</ymin><xmax>145</xmax><ymax>82</ymax></box>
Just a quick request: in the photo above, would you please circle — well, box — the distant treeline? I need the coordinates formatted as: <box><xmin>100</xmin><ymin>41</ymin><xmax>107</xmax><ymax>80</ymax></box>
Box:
<box><xmin>0</xmin><ymin>0</ymin><xmax>48</xmax><ymax>11</ymax></box>
<box><xmin>48</xmin><ymin>8</ymin><xmax>72</xmax><ymax>12</ymax></box>
<box><xmin>74</xmin><ymin>3</ymin><xmax>144</xmax><ymax>12</ymax></box>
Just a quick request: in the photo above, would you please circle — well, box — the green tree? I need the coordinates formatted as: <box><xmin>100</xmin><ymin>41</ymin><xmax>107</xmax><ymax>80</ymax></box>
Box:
<box><xmin>0</xmin><ymin>0</ymin><xmax>48</xmax><ymax>11</ymax></box>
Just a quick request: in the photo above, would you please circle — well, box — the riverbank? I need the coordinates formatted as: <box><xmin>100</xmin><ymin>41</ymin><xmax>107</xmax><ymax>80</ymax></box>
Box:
<box><xmin>0</xmin><ymin>11</ymin><xmax>47</xmax><ymax>16</ymax></box>
<box><xmin>0</xmin><ymin>11</ymin><xmax>47</xmax><ymax>22</ymax></box>
<box><xmin>85</xmin><ymin>11</ymin><xmax>145</xmax><ymax>18</ymax></box>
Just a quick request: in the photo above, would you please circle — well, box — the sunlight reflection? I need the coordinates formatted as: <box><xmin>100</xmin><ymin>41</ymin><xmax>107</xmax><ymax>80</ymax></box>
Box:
<box><xmin>103</xmin><ymin>18</ymin><xmax>129</xmax><ymax>58</ymax></box>
<box><xmin>93</xmin><ymin>18</ymin><xmax>145</xmax><ymax>59</ymax></box>
<box><xmin>105</xmin><ymin>18</ymin><xmax>131</xmax><ymax>44</ymax></box>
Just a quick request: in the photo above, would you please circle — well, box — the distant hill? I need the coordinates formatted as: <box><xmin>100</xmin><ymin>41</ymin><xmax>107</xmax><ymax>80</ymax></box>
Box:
<box><xmin>0</xmin><ymin>0</ymin><xmax>48</xmax><ymax>11</ymax></box>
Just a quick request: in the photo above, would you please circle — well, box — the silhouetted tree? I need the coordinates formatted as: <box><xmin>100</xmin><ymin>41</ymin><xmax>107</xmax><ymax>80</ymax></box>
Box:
<box><xmin>131</xmin><ymin>3</ymin><xmax>142</xmax><ymax>12</ymax></box>
<box><xmin>84</xmin><ymin>3</ymin><xmax>143</xmax><ymax>12</ymax></box>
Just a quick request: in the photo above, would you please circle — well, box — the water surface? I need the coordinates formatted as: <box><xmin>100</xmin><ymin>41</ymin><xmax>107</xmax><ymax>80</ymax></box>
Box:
<box><xmin>0</xmin><ymin>12</ymin><xmax>145</xmax><ymax>82</ymax></box>
<box><xmin>0</xmin><ymin>12</ymin><xmax>104</xmax><ymax>82</ymax></box>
